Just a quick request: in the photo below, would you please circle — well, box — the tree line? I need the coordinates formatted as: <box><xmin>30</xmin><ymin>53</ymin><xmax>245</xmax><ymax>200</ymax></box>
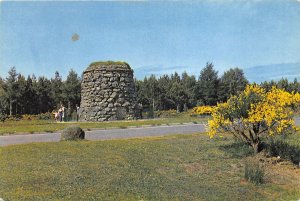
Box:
<box><xmin>0</xmin><ymin>67</ymin><xmax>81</xmax><ymax>116</ymax></box>
<box><xmin>136</xmin><ymin>62</ymin><xmax>249</xmax><ymax>112</ymax></box>
<box><xmin>136</xmin><ymin>63</ymin><xmax>300</xmax><ymax>112</ymax></box>
<box><xmin>1</xmin><ymin>63</ymin><xmax>300</xmax><ymax>116</ymax></box>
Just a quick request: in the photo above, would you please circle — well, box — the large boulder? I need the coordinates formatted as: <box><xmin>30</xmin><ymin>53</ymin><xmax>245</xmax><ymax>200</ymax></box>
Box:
<box><xmin>61</xmin><ymin>126</ymin><xmax>85</xmax><ymax>141</ymax></box>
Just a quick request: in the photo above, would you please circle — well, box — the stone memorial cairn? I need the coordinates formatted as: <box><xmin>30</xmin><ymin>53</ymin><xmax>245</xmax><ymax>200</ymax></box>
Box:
<box><xmin>78</xmin><ymin>61</ymin><xmax>140</xmax><ymax>121</ymax></box>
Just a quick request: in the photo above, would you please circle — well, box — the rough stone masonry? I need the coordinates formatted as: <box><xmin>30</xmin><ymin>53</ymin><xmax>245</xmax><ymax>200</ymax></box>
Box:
<box><xmin>78</xmin><ymin>61</ymin><xmax>139</xmax><ymax>121</ymax></box>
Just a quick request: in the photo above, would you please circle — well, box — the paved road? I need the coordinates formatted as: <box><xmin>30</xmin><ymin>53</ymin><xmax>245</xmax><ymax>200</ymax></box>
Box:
<box><xmin>0</xmin><ymin>124</ymin><xmax>206</xmax><ymax>147</ymax></box>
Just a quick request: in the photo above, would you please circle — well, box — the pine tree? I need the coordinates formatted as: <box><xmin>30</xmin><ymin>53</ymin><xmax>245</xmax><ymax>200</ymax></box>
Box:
<box><xmin>15</xmin><ymin>74</ymin><xmax>27</xmax><ymax>114</ymax></box>
<box><xmin>62</xmin><ymin>69</ymin><xmax>81</xmax><ymax>110</ymax></box>
<box><xmin>291</xmin><ymin>78</ymin><xmax>300</xmax><ymax>93</ymax></box>
<box><xmin>277</xmin><ymin>78</ymin><xmax>289</xmax><ymax>91</ymax></box>
<box><xmin>0</xmin><ymin>77</ymin><xmax>8</xmax><ymax>116</ymax></box>
<box><xmin>218</xmin><ymin>68</ymin><xmax>248</xmax><ymax>102</ymax></box>
<box><xmin>51</xmin><ymin>71</ymin><xmax>63</xmax><ymax>108</ymax></box>
<box><xmin>181</xmin><ymin>71</ymin><xmax>197</xmax><ymax>108</ymax></box>
<box><xmin>5</xmin><ymin>67</ymin><xmax>18</xmax><ymax>115</ymax></box>
<box><xmin>196</xmin><ymin>63</ymin><xmax>219</xmax><ymax>106</ymax></box>
<box><xmin>169</xmin><ymin>81</ymin><xmax>188</xmax><ymax>112</ymax></box>
<box><xmin>35</xmin><ymin>76</ymin><xmax>53</xmax><ymax>113</ymax></box>
<box><xmin>135</xmin><ymin>79</ymin><xmax>149</xmax><ymax>110</ymax></box>
<box><xmin>157</xmin><ymin>74</ymin><xmax>173</xmax><ymax>110</ymax></box>
<box><xmin>23</xmin><ymin>76</ymin><xmax>37</xmax><ymax>114</ymax></box>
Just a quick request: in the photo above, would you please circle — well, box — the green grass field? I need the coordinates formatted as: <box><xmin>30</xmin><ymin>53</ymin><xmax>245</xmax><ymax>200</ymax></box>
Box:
<box><xmin>1</xmin><ymin>133</ymin><xmax>299</xmax><ymax>200</ymax></box>
<box><xmin>0</xmin><ymin>112</ymin><xmax>206</xmax><ymax>135</ymax></box>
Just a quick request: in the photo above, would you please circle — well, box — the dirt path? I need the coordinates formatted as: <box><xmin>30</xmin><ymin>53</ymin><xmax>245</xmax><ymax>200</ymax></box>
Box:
<box><xmin>0</xmin><ymin>123</ymin><xmax>206</xmax><ymax>147</ymax></box>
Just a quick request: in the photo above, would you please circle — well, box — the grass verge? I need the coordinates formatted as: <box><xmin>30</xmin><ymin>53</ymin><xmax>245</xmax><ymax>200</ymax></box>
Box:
<box><xmin>0</xmin><ymin>115</ymin><xmax>206</xmax><ymax>135</ymax></box>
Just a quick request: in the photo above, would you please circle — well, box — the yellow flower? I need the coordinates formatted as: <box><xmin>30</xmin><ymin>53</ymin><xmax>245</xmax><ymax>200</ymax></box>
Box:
<box><xmin>193</xmin><ymin>105</ymin><xmax>216</xmax><ymax>115</ymax></box>
<box><xmin>207</xmin><ymin>84</ymin><xmax>300</xmax><ymax>139</ymax></box>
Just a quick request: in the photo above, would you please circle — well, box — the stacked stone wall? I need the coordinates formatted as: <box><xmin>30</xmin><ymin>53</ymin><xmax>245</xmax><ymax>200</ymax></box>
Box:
<box><xmin>78</xmin><ymin>62</ymin><xmax>138</xmax><ymax>121</ymax></box>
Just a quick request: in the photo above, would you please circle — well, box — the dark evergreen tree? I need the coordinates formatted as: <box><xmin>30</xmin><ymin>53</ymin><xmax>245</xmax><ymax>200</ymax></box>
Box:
<box><xmin>15</xmin><ymin>74</ymin><xmax>27</xmax><ymax>114</ymax></box>
<box><xmin>291</xmin><ymin>78</ymin><xmax>300</xmax><ymax>93</ymax></box>
<box><xmin>145</xmin><ymin>75</ymin><xmax>160</xmax><ymax>110</ymax></box>
<box><xmin>157</xmin><ymin>74</ymin><xmax>173</xmax><ymax>110</ymax></box>
<box><xmin>35</xmin><ymin>76</ymin><xmax>53</xmax><ymax>113</ymax></box>
<box><xmin>169</xmin><ymin>81</ymin><xmax>188</xmax><ymax>112</ymax></box>
<box><xmin>218</xmin><ymin>68</ymin><xmax>248</xmax><ymax>102</ymax></box>
<box><xmin>62</xmin><ymin>69</ymin><xmax>81</xmax><ymax>110</ymax></box>
<box><xmin>51</xmin><ymin>71</ymin><xmax>63</xmax><ymax>108</ymax></box>
<box><xmin>181</xmin><ymin>71</ymin><xmax>197</xmax><ymax>108</ymax></box>
<box><xmin>5</xmin><ymin>67</ymin><xmax>18</xmax><ymax>115</ymax></box>
<box><xmin>0</xmin><ymin>77</ymin><xmax>8</xmax><ymax>115</ymax></box>
<box><xmin>277</xmin><ymin>78</ymin><xmax>289</xmax><ymax>91</ymax></box>
<box><xmin>260</xmin><ymin>80</ymin><xmax>276</xmax><ymax>92</ymax></box>
<box><xmin>171</xmin><ymin>72</ymin><xmax>181</xmax><ymax>83</ymax></box>
<box><xmin>260</xmin><ymin>78</ymin><xmax>300</xmax><ymax>94</ymax></box>
<box><xmin>135</xmin><ymin>79</ymin><xmax>149</xmax><ymax>110</ymax></box>
<box><xmin>23</xmin><ymin>76</ymin><xmax>37</xmax><ymax>114</ymax></box>
<box><xmin>195</xmin><ymin>62</ymin><xmax>219</xmax><ymax>106</ymax></box>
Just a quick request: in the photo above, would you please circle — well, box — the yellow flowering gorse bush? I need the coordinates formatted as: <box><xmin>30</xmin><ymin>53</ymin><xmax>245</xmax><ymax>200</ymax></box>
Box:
<box><xmin>193</xmin><ymin>105</ymin><xmax>216</xmax><ymax>115</ymax></box>
<box><xmin>208</xmin><ymin>84</ymin><xmax>300</xmax><ymax>153</ymax></box>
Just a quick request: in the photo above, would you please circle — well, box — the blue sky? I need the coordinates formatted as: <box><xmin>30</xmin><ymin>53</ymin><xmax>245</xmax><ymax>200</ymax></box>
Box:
<box><xmin>1</xmin><ymin>1</ymin><xmax>300</xmax><ymax>80</ymax></box>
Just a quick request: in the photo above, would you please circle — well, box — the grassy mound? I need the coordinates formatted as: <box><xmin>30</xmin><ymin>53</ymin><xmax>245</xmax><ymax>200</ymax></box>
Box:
<box><xmin>86</xmin><ymin>61</ymin><xmax>131</xmax><ymax>71</ymax></box>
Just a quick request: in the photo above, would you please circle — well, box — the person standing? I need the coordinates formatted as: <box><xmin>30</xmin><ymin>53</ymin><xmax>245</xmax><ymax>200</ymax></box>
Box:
<box><xmin>61</xmin><ymin>105</ymin><xmax>66</xmax><ymax>122</ymax></box>
<box><xmin>58</xmin><ymin>106</ymin><xmax>63</xmax><ymax>122</ymax></box>
<box><xmin>76</xmin><ymin>104</ymin><xmax>80</xmax><ymax>122</ymax></box>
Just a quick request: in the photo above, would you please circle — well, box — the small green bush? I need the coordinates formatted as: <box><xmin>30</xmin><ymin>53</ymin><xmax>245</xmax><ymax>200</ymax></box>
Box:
<box><xmin>0</xmin><ymin>113</ymin><xmax>7</xmax><ymax>122</ymax></box>
<box><xmin>61</xmin><ymin>126</ymin><xmax>85</xmax><ymax>141</ymax></box>
<box><xmin>155</xmin><ymin>109</ymin><xmax>177</xmax><ymax>118</ymax></box>
<box><xmin>266</xmin><ymin>139</ymin><xmax>300</xmax><ymax>165</ymax></box>
<box><xmin>7</xmin><ymin>114</ymin><xmax>22</xmax><ymax>121</ymax></box>
<box><xmin>22</xmin><ymin>114</ymin><xmax>37</xmax><ymax>120</ymax></box>
<box><xmin>244</xmin><ymin>158</ymin><xmax>264</xmax><ymax>185</ymax></box>
<box><xmin>38</xmin><ymin>112</ymin><xmax>52</xmax><ymax>120</ymax></box>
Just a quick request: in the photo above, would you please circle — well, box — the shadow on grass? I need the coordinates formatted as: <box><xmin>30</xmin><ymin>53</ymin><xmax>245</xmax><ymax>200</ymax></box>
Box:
<box><xmin>265</xmin><ymin>139</ymin><xmax>300</xmax><ymax>165</ymax></box>
<box><xmin>219</xmin><ymin>141</ymin><xmax>253</xmax><ymax>158</ymax></box>
<box><xmin>219</xmin><ymin>138</ymin><xmax>300</xmax><ymax>165</ymax></box>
